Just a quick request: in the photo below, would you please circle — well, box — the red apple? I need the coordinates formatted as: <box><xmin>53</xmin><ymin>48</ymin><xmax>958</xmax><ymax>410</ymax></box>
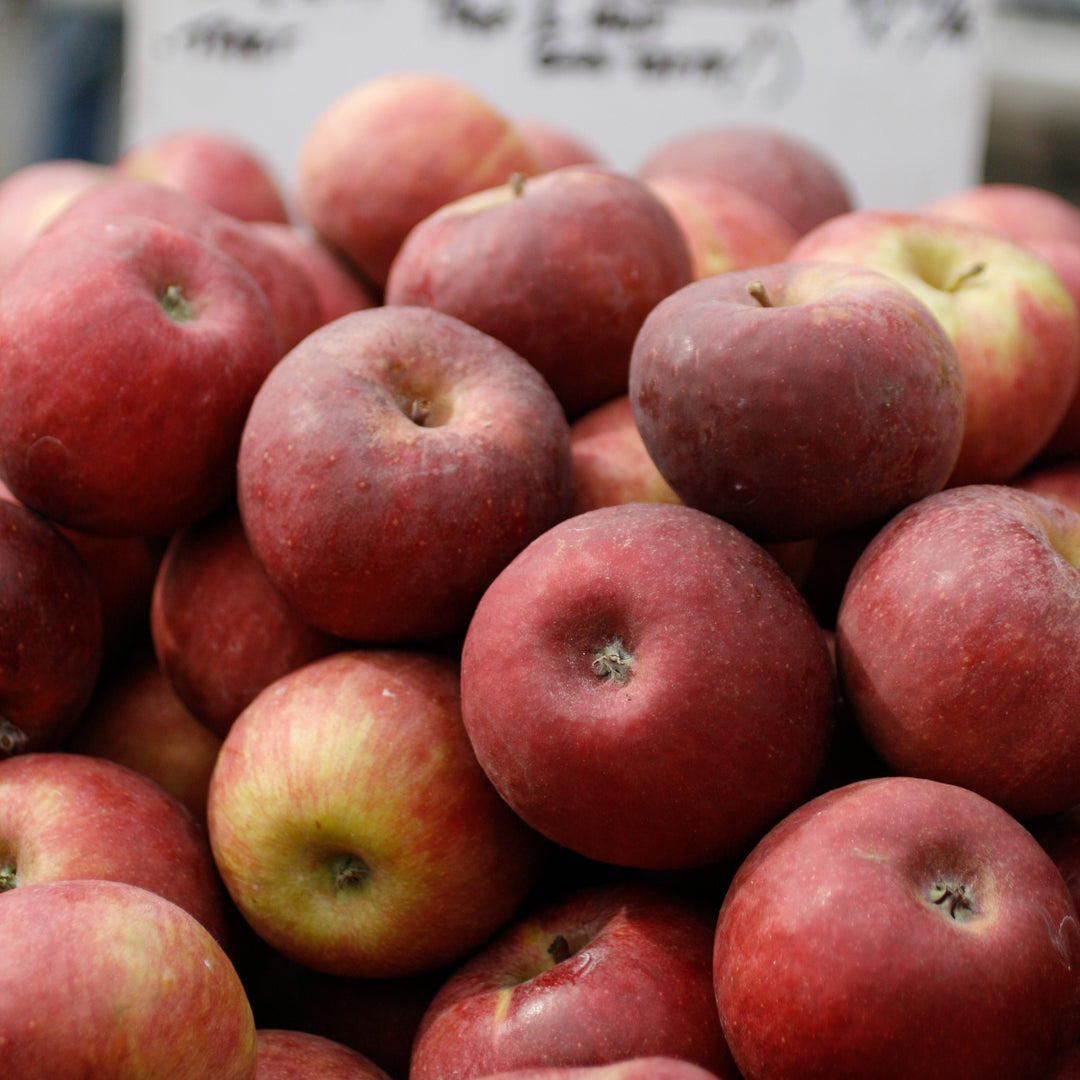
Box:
<box><xmin>638</xmin><ymin>124</ymin><xmax>854</xmax><ymax>238</ymax></box>
<box><xmin>629</xmin><ymin>261</ymin><xmax>965</xmax><ymax>542</ymax></box>
<box><xmin>236</xmin><ymin>304</ymin><xmax>573</xmax><ymax>644</ymax></box>
<box><xmin>469</xmin><ymin>1061</ymin><xmax>727</xmax><ymax>1080</ymax></box>
<box><xmin>788</xmin><ymin>208</ymin><xmax>1080</xmax><ymax>485</ymax></box>
<box><xmin>0</xmin><ymin>877</ymin><xmax>258</xmax><ymax>1079</ymax></box>
<box><xmin>151</xmin><ymin>504</ymin><xmax>341</xmax><ymax>738</ymax></box>
<box><xmin>0</xmin><ymin>498</ymin><xmax>102</xmax><ymax>756</ymax></box>
<box><xmin>714</xmin><ymin>775</ymin><xmax>1080</xmax><ymax>1080</ymax></box>
<box><xmin>0</xmin><ymin>212</ymin><xmax>282</xmax><ymax>538</ymax></box>
<box><xmin>514</xmin><ymin>117</ymin><xmax>606</xmax><ymax>171</ymax></box>
<box><xmin>410</xmin><ymin>880</ymin><xmax>740</xmax><ymax>1080</ymax></box>
<box><xmin>207</xmin><ymin>648</ymin><xmax>548</xmax><ymax>978</ymax></box>
<box><xmin>836</xmin><ymin>483</ymin><xmax>1080</xmax><ymax>819</ymax></box>
<box><xmin>0</xmin><ymin>750</ymin><xmax>228</xmax><ymax>943</ymax></box>
<box><xmin>66</xmin><ymin>649</ymin><xmax>222</xmax><ymax>828</ymax></box>
<box><xmin>922</xmin><ymin>182</ymin><xmax>1080</xmax><ymax>246</ymax></box>
<box><xmin>460</xmin><ymin>502</ymin><xmax>836</xmax><ymax>870</ymax></box>
<box><xmin>296</xmin><ymin>71</ymin><xmax>541</xmax><ymax>290</ymax></box>
<box><xmin>254</xmin><ymin>1029</ymin><xmax>391</xmax><ymax>1080</ymax></box>
<box><xmin>116</xmin><ymin>127</ymin><xmax>292</xmax><ymax>224</ymax></box>
<box><xmin>384</xmin><ymin>165</ymin><xmax>693</xmax><ymax>418</ymax></box>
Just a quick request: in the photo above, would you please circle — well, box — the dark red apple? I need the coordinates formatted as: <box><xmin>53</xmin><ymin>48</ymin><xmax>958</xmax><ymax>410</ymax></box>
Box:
<box><xmin>254</xmin><ymin>1029</ymin><xmax>391</xmax><ymax>1080</ymax></box>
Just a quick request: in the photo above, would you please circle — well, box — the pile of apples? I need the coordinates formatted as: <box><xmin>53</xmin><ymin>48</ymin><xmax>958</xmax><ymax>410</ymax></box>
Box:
<box><xmin>5</xmin><ymin>68</ymin><xmax>1080</xmax><ymax>1080</ymax></box>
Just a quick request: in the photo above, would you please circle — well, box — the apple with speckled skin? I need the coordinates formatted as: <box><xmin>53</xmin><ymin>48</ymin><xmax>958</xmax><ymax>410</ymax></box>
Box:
<box><xmin>410</xmin><ymin>880</ymin><xmax>741</xmax><ymax>1080</ymax></box>
<box><xmin>207</xmin><ymin>648</ymin><xmax>548</xmax><ymax>979</ymax></box>
<box><xmin>254</xmin><ymin>1029</ymin><xmax>391</xmax><ymax>1080</ymax></box>
<box><xmin>922</xmin><ymin>182</ymin><xmax>1080</xmax><ymax>246</ymax></box>
<box><xmin>714</xmin><ymin>775</ymin><xmax>1080</xmax><ymax>1080</ymax></box>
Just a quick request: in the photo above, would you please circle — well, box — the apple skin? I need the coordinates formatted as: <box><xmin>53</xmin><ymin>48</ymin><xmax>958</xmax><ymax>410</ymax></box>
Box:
<box><xmin>207</xmin><ymin>648</ymin><xmax>549</xmax><ymax>979</ymax></box>
<box><xmin>236</xmin><ymin>304</ymin><xmax>573</xmax><ymax>644</ymax></box>
<box><xmin>836</xmin><ymin>483</ymin><xmax>1080</xmax><ymax>819</ymax></box>
<box><xmin>66</xmin><ymin>650</ymin><xmax>222</xmax><ymax>828</ymax></box>
<box><xmin>151</xmin><ymin>504</ymin><xmax>341</xmax><ymax>739</ymax></box>
<box><xmin>0</xmin><ymin>498</ymin><xmax>102</xmax><ymax>756</ymax></box>
<box><xmin>0</xmin><ymin>750</ymin><xmax>229</xmax><ymax>944</ymax></box>
<box><xmin>714</xmin><ymin>775</ymin><xmax>1080</xmax><ymax>1080</ymax></box>
<box><xmin>384</xmin><ymin>165</ymin><xmax>694</xmax><ymax>418</ymax></box>
<box><xmin>115</xmin><ymin>127</ymin><xmax>292</xmax><ymax>225</ymax></box>
<box><xmin>0</xmin><ymin>212</ymin><xmax>282</xmax><ymax>538</ymax></box>
<box><xmin>460</xmin><ymin>501</ymin><xmax>836</xmax><ymax>870</ymax></box>
<box><xmin>637</xmin><ymin>124</ymin><xmax>854</xmax><ymax>238</ymax></box>
<box><xmin>296</xmin><ymin>71</ymin><xmax>541</xmax><ymax>290</ymax></box>
<box><xmin>0</xmin><ymin>877</ymin><xmax>258</xmax><ymax>1080</ymax></box>
<box><xmin>628</xmin><ymin>261</ymin><xmax>966</xmax><ymax>542</ymax></box>
<box><xmin>645</xmin><ymin>174</ymin><xmax>799</xmax><ymax>279</ymax></box>
<box><xmin>473</xmin><ymin>1061</ymin><xmax>727</xmax><ymax>1080</ymax></box>
<box><xmin>409</xmin><ymin>880</ymin><xmax>740</xmax><ymax>1080</ymax></box>
<box><xmin>514</xmin><ymin>117</ymin><xmax>606</xmax><ymax>172</ymax></box>
<box><xmin>788</xmin><ymin>208</ymin><xmax>1080</xmax><ymax>486</ymax></box>
<box><xmin>922</xmin><ymin>182</ymin><xmax>1080</xmax><ymax>246</ymax></box>
<box><xmin>254</xmin><ymin>1029</ymin><xmax>391</xmax><ymax>1080</ymax></box>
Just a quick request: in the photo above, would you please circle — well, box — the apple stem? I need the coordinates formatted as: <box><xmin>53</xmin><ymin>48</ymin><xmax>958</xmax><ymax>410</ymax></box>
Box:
<box><xmin>509</xmin><ymin>172</ymin><xmax>527</xmax><ymax>197</ymax></box>
<box><xmin>592</xmin><ymin>638</ymin><xmax>633</xmax><ymax>683</ymax></box>
<box><xmin>0</xmin><ymin>719</ymin><xmax>28</xmax><ymax>758</ymax></box>
<box><xmin>547</xmin><ymin>934</ymin><xmax>571</xmax><ymax>965</ymax></box>
<box><xmin>746</xmin><ymin>280</ymin><xmax>772</xmax><ymax>307</ymax></box>
<box><xmin>159</xmin><ymin>282</ymin><xmax>194</xmax><ymax>322</ymax></box>
<box><xmin>329</xmin><ymin>852</ymin><xmax>369</xmax><ymax>892</ymax></box>
<box><xmin>409</xmin><ymin>397</ymin><xmax>434</xmax><ymax>426</ymax></box>
<box><xmin>944</xmin><ymin>261</ymin><xmax>987</xmax><ymax>293</ymax></box>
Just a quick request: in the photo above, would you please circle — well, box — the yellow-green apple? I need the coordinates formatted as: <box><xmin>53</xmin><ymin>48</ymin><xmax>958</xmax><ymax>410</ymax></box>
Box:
<box><xmin>385</xmin><ymin>165</ymin><xmax>693</xmax><ymax>418</ymax></box>
<box><xmin>459</xmin><ymin>501</ymin><xmax>836</xmax><ymax>870</ymax></box>
<box><xmin>514</xmin><ymin>117</ymin><xmax>606</xmax><ymax>172</ymax></box>
<box><xmin>714</xmin><ymin>775</ymin><xmax>1080</xmax><ymax>1080</ymax></box>
<box><xmin>836</xmin><ymin>483</ymin><xmax>1080</xmax><ymax>819</ymax></box>
<box><xmin>0</xmin><ymin>157</ymin><xmax>110</xmax><ymax>276</ymax></box>
<box><xmin>254</xmin><ymin>1029</ymin><xmax>391</xmax><ymax>1080</ymax></box>
<box><xmin>629</xmin><ymin>261</ymin><xmax>965</xmax><ymax>542</ymax></box>
<box><xmin>296</xmin><ymin>71</ymin><xmax>540</xmax><ymax>291</ymax></box>
<box><xmin>638</xmin><ymin>124</ymin><xmax>854</xmax><ymax>238</ymax></box>
<box><xmin>207</xmin><ymin>648</ymin><xmax>548</xmax><ymax>979</ymax></box>
<box><xmin>0</xmin><ymin>877</ymin><xmax>257</xmax><ymax>1080</ymax></box>
<box><xmin>787</xmin><ymin>208</ymin><xmax>1080</xmax><ymax>485</ymax></box>
<box><xmin>409</xmin><ymin>880</ymin><xmax>740</xmax><ymax>1080</ymax></box>
<box><xmin>67</xmin><ymin>650</ymin><xmax>222</xmax><ymax>827</ymax></box>
<box><xmin>236</xmin><ymin>304</ymin><xmax>573</xmax><ymax>644</ymax></box>
<box><xmin>0</xmin><ymin>499</ymin><xmax>102</xmax><ymax>756</ymax></box>
<box><xmin>0</xmin><ymin>750</ymin><xmax>228</xmax><ymax>943</ymax></box>
<box><xmin>922</xmin><ymin>181</ymin><xmax>1080</xmax><ymax>246</ymax></box>
<box><xmin>115</xmin><ymin>127</ymin><xmax>292</xmax><ymax>224</ymax></box>
<box><xmin>469</xmin><ymin>1062</ymin><xmax>728</xmax><ymax>1080</ymax></box>
<box><xmin>49</xmin><ymin>176</ymin><xmax>321</xmax><ymax>353</ymax></box>
<box><xmin>645</xmin><ymin>174</ymin><xmax>798</xmax><ymax>279</ymax></box>
<box><xmin>0</xmin><ymin>213</ymin><xmax>282</xmax><ymax>538</ymax></box>
<box><xmin>151</xmin><ymin>504</ymin><xmax>340</xmax><ymax>738</ymax></box>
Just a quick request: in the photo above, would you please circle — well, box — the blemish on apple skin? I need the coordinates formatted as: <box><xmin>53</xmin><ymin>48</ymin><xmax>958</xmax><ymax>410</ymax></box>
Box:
<box><xmin>381</xmin><ymin>687</ymin><xmax>395</xmax><ymax>697</ymax></box>
<box><xmin>1042</xmin><ymin>909</ymin><xmax>1080</xmax><ymax>969</ymax></box>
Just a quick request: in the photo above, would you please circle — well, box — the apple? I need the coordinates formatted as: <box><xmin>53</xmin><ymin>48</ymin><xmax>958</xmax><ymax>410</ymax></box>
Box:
<box><xmin>787</xmin><ymin>208</ymin><xmax>1080</xmax><ymax>485</ymax></box>
<box><xmin>644</xmin><ymin>174</ymin><xmax>799</xmax><ymax>279</ymax></box>
<box><xmin>254</xmin><ymin>1029</ymin><xmax>391</xmax><ymax>1080</ymax></box>
<box><xmin>0</xmin><ymin>212</ymin><xmax>282</xmax><ymax>538</ymax></box>
<box><xmin>514</xmin><ymin>117</ymin><xmax>606</xmax><ymax>171</ymax></box>
<box><xmin>0</xmin><ymin>498</ymin><xmax>102</xmax><ymax>756</ymax></box>
<box><xmin>115</xmin><ymin>127</ymin><xmax>292</xmax><ymax>224</ymax></box>
<box><xmin>385</xmin><ymin>165</ymin><xmax>694</xmax><ymax>418</ymax></box>
<box><xmin>922</xmin><ymin>181</ymin><xmax>1080</xmax><ymax>246</ymax></box>
<box><xmin>836</xmin><ymin>483</ymin><xmax>1080</xmax><ymax>820</ymax></box>
<box><xmin>66</xmin><ymin>649</ymin><xmax>222</xmax><ymax>828</ymax></box>
<box><xmin>0</xmin><ymin>156</ymin><xmax>110</xmax><ymax>276</ymax></box>
<box><xmin>236</xmin><ymin>304</ymin><xmax>573</xmax><ymax>644</ymax></box>
<box><xmin>296</xmin><ymin>71</ymin><xmax>541</xmax><ymax>291</ymax></box>
<box><xmin>0</xmin><ymin>750</ymin><xmax>229</xmax><ymax>943</ymax></box>
<box><xmin>637</xmin><ymin>124</ymin><xmax>854</xmax><ymax>238</ymax></box>
<box><xmin>409</xmin><ymin>879</ymin><xmax>740</xmax><ymax>1080</ymax></box>
<box><xmin>151</xmin><ymin>504</ymin><xmax>341</xmax><ymax>738</ymax></box>
<box><xmin>629</xmin><ymin>261</ymin><xmax>966</xmax><ymax>542</ymax></box>
<box><xmin>207</xmin><ymin>648</ymin><xmax>549</xmax><ymax>979</ymax></box>
<box><xmin>465</xmin><ymin>1061</ymin><xmax>728</xmax><ymax>1080</ymax></box>
<box><xmin>714</xmin><ymin>775</ymin><xmax>1080</xmax><ymax>1080</ymax></box>
<box><xmin>0</xmin><ymin>877</ymin><xmax>258</xmax><ymax>1079</ymax></box>
<box><xmin>459</xmin><ymin>501</ymin><xmax>836</xmax><ymax>870</ymax></box>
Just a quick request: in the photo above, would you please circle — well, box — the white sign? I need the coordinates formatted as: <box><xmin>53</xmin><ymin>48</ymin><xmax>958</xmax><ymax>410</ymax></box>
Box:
<box><xmin>122</xmin><ymin>0</ymin><xmax>992</xmax><ymax>211</ymax></box>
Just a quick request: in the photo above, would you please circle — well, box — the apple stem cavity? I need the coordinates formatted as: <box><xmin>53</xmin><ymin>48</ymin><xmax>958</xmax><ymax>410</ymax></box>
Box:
<box><xmin>943</xmin><ymin>261</ymin><xmax>987</xmax><ymax>293</ymax></box>
<box><xmin>0</xmin><ymin>861</ymin><xmax>15</xmax><ymax>892</ymax></box>
<box><xmin>329</xmin><ymin>852</ymin><xmax>370</xmax><ymax>892</ymax></box>
<box><xmin>547</xmin><ymin>934</ymin><xmax>572</xmax><ymax>964</ymax></box>
<box><xmin>410</xmin><ymin>397</ymin><xmax>434</xmax><ymax>426</ymax></box>
<box><xmin>509</xmin><ymin>172</ymin><xmax>527</xmax><ymax>197</ymax></box>
<box><xmin>159</xmin><ymin>282</ymin><xmax>194</xmax><ymax>322</ymax></box>
<box><xmin>746</xmin><ymin>280</ymin><xmax>773</xmax><ymax>308</ymax></box>
<box><xmin>592</xmin><ymin>638</ymin><xmax>633</xmax><ymax>683</ymax></box>
<box><xmin>0</xmin><ymin>719</ymin><xmax>28</xmax><ymax>758</ymax></box>
<box><xmin>927</xmin><ymin>879</ymin><xmax>976</xmax><ymax>923</ymax></box>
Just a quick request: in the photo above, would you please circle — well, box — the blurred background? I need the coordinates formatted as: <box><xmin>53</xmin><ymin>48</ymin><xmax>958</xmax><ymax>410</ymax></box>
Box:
<box><xmin>0</xmin><ymin>0</ymin><xmax>1078</xmax><ymax>203</ymax></box>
